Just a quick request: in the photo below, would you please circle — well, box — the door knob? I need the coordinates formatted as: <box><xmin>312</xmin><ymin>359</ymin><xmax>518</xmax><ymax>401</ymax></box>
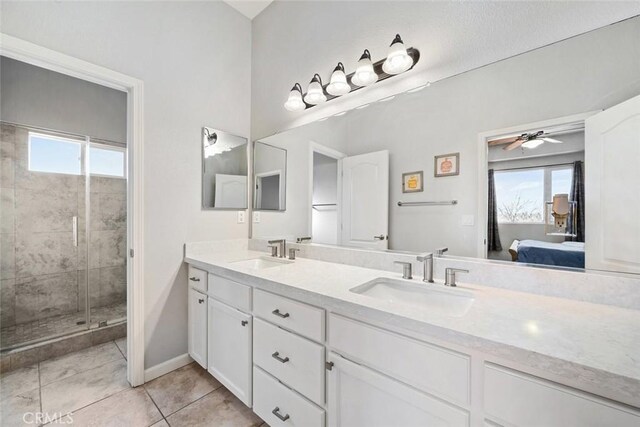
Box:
<box><xmin>373</xmin><ymin>234</ymin><xmax>386</xmax><ymax>240</ymax></box>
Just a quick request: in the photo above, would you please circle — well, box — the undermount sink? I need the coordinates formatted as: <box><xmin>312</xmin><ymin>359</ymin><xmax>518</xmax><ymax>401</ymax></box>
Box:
<box><xmin>229</xmin><ymin>256</ymin><xmax>294</xmax><ymax>270</ymax></box>
<box><xmin>350</xmin><ymin>278</ymin><xmax>474</xmax><ymax>317</ymax></box>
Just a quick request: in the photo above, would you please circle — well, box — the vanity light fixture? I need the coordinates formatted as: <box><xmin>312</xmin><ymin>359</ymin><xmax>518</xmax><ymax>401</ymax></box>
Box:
<box><xmin>327</xmin><ymin>62</ymin><xmax>351</xmax><ymax>96</ymax></box>
<box><xmin>351</xmin><ymin>49</ymin><xmax>378</xmax><ymax>87</ymax></box>
<box><xmin>382</xmin><ymin>34</ymin><xmax>414</xmax><ymax>75</ymax></box>
<box><xmin>304</xmin><ymin>74</ymin><xmax>327</xmax><ymax>105</ymax></box>
<box><xmin>284</xmin><ymin>83</ymin><xmax>306</xmax><ymax>112</ymax></box>
<box><xmin>284</xmin><ymin>34</ymin><xmax>419</xmax><ymax>112</ymax></box>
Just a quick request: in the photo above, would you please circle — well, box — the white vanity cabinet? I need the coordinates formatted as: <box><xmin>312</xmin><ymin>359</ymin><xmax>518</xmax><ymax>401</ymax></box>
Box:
<box><xmin>327</xmin><ymin>353</ymin><xmax>470</xmax><ymax>427</ymax></box>
<box><xmin>188</xmin><ymin>287</ymin><xmax>208</xmax><ymax>368</ymax></box>
<box><xmin>207</xmin><ymin>297</ymin><xmax>252</xmax><ymax>406</ymax></box>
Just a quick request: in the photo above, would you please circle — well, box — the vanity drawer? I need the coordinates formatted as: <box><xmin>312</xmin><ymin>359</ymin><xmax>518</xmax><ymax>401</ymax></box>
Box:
<box><xmin>253</xmin><ymin>318</ymin><xmax>325</xmax><ymax>405</ymax></box>
<box><xmin>484</xmin><ymin>363</ymin><xmax>640</xmax><ymax>426</ymax></box>
<box><xmin>208</xmin><ymin>274</ymin><xmax>251</xmax><ymax>312</ymax></box>
<box><xmin>253</xmin><ymin>366</ymin><xmax>325</xmax><ymax>427</ymax></box>
<box><xmin>329</xmin><ymin>314</ymin><xmax>470</xmax><ymax>406</ymax></box>
<box><xmin>253</xmin><ymin>289</ymin><xmax>324</xmax><ymax>342</ymax></box>
<box><xmin>188</xmin><ymin>265</ymin><xmax>207</xmax><ymax>293</ymax></box>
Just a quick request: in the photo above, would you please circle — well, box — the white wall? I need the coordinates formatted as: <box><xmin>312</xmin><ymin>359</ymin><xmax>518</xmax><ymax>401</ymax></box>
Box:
<box><xmin>252</xmin><ymin>18</ymin><xmax>640</xmax><ymax>257</ymax></box>
<box><xmin>1</xmin><ymin>56</ymin><xmax>127</xmax><ymax>142</ymax></box>
<box><xmin>0</xmin><ymin>1</ymin><xmax>252</xmax><ymax>368</ymax></box>
<box><xmin>251</xmin><ymin>1</ymin><xmax>640</xmax><ymax>139</ymax></box>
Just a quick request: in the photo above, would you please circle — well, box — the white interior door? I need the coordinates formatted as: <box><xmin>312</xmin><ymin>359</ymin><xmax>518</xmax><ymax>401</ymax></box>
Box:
<box><xmin>214</xmin><ymin>174</ymin><xmax>247</xmax><ymax>208</ymax></box>
<box><xmin>341</xmin><ymin>150</ymin><xmax>389</xmax><ymax>249</ymax></box>
<box><xmin>585</xmin><ymin>94</ymin><xmax>640</xmax><ymax>274</ymax></box>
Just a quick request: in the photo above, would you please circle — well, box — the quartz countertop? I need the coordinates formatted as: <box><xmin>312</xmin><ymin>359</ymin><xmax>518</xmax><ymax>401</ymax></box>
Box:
<box><xmin>185</xmin><ymin>247</ymin><xmax>640</xmax><ymax>407</ymax></box>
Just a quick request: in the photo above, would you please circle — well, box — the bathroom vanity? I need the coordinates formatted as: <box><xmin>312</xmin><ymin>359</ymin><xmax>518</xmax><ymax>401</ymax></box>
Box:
<box><xmin>184</xmin><ymin>241</ymin><xmax>640</xmax><ymax>427</ymax></box>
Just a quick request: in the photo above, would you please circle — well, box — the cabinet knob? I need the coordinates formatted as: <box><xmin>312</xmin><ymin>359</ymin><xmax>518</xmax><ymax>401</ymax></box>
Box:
<box><xmin>198</xmin><ymin>298</ymin><xmax>205</xmax><ymax>304</ymax></box>
<box><xmin>271</xmin><ymin>351</ymin><xmax>290</xmax><ymax>363</ymax></box>
<box><xmin>189</xmin><ymin>276</ymin><xmax>201</xmax><ymax>282</ymax></box>
<box><xmin>272</xmin><ymin>407</ymin><xmax>290</xmax><ymax>422</ymax></box>
<box><xmin>272</xmin><ymin>309</ymin><xmax>290</xmax><ymax>319</ymax></box>
<box><xmin>241</xmin><ymin>320</ymin><xmax>248</xmax><ymax>326</ymax></box>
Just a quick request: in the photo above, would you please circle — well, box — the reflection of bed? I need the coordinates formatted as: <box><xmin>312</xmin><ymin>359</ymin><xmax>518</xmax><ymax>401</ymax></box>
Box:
<box><xmin>509</xmin><ymin>239</ymin><xmax>585</xmax><ymax>269</ymax></box>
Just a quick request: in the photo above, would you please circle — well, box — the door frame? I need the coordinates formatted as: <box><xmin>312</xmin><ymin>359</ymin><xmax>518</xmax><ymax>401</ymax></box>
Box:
<box><xmin>307</xmin><ymin>142</ymin><xmax>346</xmax><ymax>241</ymax></box>
<box><xmin>255</xmin><ymin>169</ymin><xmax>284</xmax><ymax>210</ymax></box>
<box><xmin>476</xmin><ymin>111</ymin><xmax>597</xmax><ymax>259</ymax></box>
<box><xmin>0</xmin><ymin>34</ymin><xmax>146</xmax><ymax>386</ymax></box>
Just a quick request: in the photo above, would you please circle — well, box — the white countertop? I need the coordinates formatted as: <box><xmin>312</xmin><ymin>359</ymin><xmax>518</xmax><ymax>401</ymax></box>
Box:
<box><xmin>185</xmin><ymin>248</ymin><xmax>640</xmax><ymax>407</ymax></box>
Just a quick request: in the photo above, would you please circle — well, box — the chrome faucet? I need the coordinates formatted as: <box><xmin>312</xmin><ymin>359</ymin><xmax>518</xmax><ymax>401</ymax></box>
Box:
<box><xmin>296</xmin><ymin>236</ymin><xmax>312</xmax><ymax>243</ymax></box>
<box><xmin>267</xmin><ymin>239</ymin><xmax>286</xmax><ymax>258</ymax></box>
<box><xmin>416</xmin><ymin>253</ymin><xmax>434</xmax><ymax>283</ymax></box>
<box><xmin>444</xmin><ymin>268</ymin><xmax>468</xmax><ymax>287</ymax></box>
<box><xmin>394</xmin><ymin>261</ymin><xmax>413</xmax><ymax>280</ymax></box>
<box><xmin>435</xmin><ymin>247</ymin><xmax>448</xmax><ymax>257</ymax></box>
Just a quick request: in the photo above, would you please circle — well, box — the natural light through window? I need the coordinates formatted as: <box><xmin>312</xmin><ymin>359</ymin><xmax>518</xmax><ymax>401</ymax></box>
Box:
<box><xmin>495</xmin><ymin>166</ymin><xmax>572</xmax><ymax>224</ymax></box>
<box><xmin>28</xmin><ymin>132</ymin><xmax>126</xmax><ymax>178</ymax></box>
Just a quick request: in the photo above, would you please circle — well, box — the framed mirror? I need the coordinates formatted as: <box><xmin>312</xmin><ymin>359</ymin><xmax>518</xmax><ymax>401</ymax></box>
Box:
<box><xmin>250</xmin><ymin>16</ymin><xmax>640</xmax><ymax>276</ymax></box>
<box><xmin>253</xmin><ymin>141</ymin><xmax>287</xmax><ymax>211</ymax></box>
<box><xmin>202</xmin><ymin>127</ymin><xmax>248</xmax><ymax>210</ymax></box>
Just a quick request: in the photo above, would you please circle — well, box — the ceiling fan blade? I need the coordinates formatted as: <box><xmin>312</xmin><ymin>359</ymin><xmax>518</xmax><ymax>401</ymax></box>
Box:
<box><xmin>542</xmin><ymin>137</ymin><xmax>563</xmax><ymax>143</ymax></box>
<box><xmin>488</xmin><ymin>136</ymin><xmax>520</xmax><ymax>146</ymax></box>
<box><xmin>504</xmin><ymin>138</ymin><xmax>525</xmax><ymax>151</ymax></box>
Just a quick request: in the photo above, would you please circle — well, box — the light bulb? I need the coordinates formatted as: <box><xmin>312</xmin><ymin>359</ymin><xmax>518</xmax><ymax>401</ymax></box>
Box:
<box><xmin>304</xmin><ymin>74</ymin><xmax>327</xmax><ymax>105</ymax></box>
<box><xmin>351</xmin><ymin>49</ymin><xmax>378</xmax><ymax>87</ymax></box>
<box><xmin>326</xmin><ymin>62</ymin><xmax>351</xmax><ymax>96</ymax></box>
<box><xmin>284</xmin><ymin>83</ymin><xmax>305</xmax><ymax>111</ymax></box>
<box><xmin>382</xmin><ymin>34</ymin><xmax>414</xmax><ymax>75</ymax></box>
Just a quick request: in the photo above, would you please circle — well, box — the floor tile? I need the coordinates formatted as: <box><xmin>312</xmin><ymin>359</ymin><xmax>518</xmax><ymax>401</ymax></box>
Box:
<box><xmin>41</xmin><ymin>358</ymin><xmax>129</xmax><ymax>416</ymax></box>
<box><xmin>40</xmin><ymin>341</ymin><xmax>123</xmax><ymax>385</ymax></box>
<box><xmin>166</xmin><ymin>387</ymin><xmax>262</xmax><ymax>427</ymax></box>
<box><xmin>115</xmin><ymin>337</ymin><xmax>127</xmax><ymax>359</ymax></box>
<box><xmin>64</xmin><ymin>387</ymin><xmax>162</xmax><ymax>427</ymax></box>
<box><xmin>144</xmin><ymin>363</ymin><xmax>221</xmax><ymax>416</ymax></box>
<box><xmin>0</xmin><ymin>364</ymin><xmax>39</xmax><ymax>399</ymax></box>
<box><xmin>0</xmin><ymin>387</ymin><xmax>40</xmax><ymax>427</ymax></box>
<box><xmin>150</xmin><ymin>420</ymin><xmax>169</xmax><ymax>427</ymax></box>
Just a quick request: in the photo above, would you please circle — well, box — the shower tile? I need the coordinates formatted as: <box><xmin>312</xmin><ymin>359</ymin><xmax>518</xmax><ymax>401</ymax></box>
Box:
<box><xmin>1</xmin><ymin>141</ymin><xmax>15</xmax><ymax>188</ymax></box>
<box><xmin>37</xmin><ymin>271</ymin><xmax>79</xmax><ymax>320</ymax></box>
<box><xmin>15</xmin><ymin>189</ymin><xmax>78</xmax><ymax>233</ymax></box>
<box><xmin>94</xmin><ymin>176</ymin><xmax>126</xmax><ymax>194</ymax></box>
<box><xmin>13</xmin><ymin>159</ymin><xmax>80</xmax><ymax>193</ymax></box>
<box><xmin>14</xmin><ymin>276</ymin><xmax>39</xmax><ymax>324</ymax></box>
<box><xmin>1</xmin><ymin>233</ymin><xmax>15</xmax><ymax>279</ymax></box>
<box><xmin>96</xmin><ymin>193</ymin><xmax>127</xmax><ymax>230</ymax></box>
<box><xmin>0</xmin><ymin>123</ymin><xmax>16</xmax><ymax>144</ymax></box>
<box><xmin>90</xmin><ymin>229</ymin><xmax>126</xmax><ymax>269</ymax></box>
<box><xmin>0</xmin><ymin>188</ymin><xmax>15</xmax><ymax>234</ymax></box>
<box><xmin>1</xmin><ymin>278</ymin><xmax>16</xmax><ymax>327</ymax></box>
<box><xmin>15</xmin><ymin>232</ymin><xmax>78</xmax><ymax>277</ymax></box>
<box><xmin>100</xmin><ymin>266</ymin><xmax>126</xmax><ymax>306</ymax></box>
<box><xmin>79</xmin><ymin>269</ymin><xmax>101</xmax><ymax>307</ymax></box>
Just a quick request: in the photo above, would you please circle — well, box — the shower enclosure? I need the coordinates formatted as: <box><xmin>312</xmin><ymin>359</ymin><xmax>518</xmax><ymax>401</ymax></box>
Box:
<box><xmin>0</xmin><ymin>122</ymin><xmax>127</xmax><ymax>351</ymax></box>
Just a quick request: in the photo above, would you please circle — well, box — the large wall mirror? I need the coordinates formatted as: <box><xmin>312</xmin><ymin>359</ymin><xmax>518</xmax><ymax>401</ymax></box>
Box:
<box><xmin>253</xmin><ymin>141</ymin><xmax>287</xmax><ymax>211</ymax></box>
<box><xmin>251</xmin><ymin>17</ymin><xmax>640</xmax><ymax>275</ymax></box>
<box><xmin>202</xmin><ymin>127</ymin><xmax>248</xmax><ymax>209</ymax></box>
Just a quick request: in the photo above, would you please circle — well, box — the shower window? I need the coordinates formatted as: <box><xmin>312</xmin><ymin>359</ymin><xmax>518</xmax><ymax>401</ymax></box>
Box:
<box><xmin>90</xmin><ymin>144</ymin><xmax>126</xmax><ymax>178</ymax></box>
<box><xmin>28</xmin><ymin>132</ymin><xmax>83</xmax><ymax>175</ymax></box>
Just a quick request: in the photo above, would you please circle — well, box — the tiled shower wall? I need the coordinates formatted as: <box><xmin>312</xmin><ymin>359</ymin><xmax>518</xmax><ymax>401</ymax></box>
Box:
<box><xmin>0</xmin><ymin>123</ymin><xmax>126</xmax><ymax>330</ymax></box>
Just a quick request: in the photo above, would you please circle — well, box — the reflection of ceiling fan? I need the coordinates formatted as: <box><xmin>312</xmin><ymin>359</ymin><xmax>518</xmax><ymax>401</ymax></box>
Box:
<box><xmin>488</xmin><ymin>130</ymin><xmax>563</xmax><ymax>151</ymax></box>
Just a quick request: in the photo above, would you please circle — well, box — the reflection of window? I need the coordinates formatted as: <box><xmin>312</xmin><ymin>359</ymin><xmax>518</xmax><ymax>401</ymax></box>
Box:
<box><xmin>90</xmin><ymin>144</ymin><xmax>126</xmax><ymax>178</ymax></box>
<box><xmin>495</xmin><ymin>165</ymin><xmax>572</xmax><ymax>224</ymax></box>
<box><xmin>28</xmin><ymin>133</ymin><xmax>82</xmax><ymax>175</ymax></box>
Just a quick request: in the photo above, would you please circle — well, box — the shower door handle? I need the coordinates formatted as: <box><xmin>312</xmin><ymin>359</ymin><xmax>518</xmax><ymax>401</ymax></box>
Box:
<box><xmin>72</xmin><ymin>216</ymin><xmax>78</xmax><ymax>247</ymax></box>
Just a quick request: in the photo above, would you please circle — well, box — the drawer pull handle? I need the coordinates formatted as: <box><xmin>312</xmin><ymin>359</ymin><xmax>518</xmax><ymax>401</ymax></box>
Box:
<box><xmin>272</xmin><ymin>407</ymin><xmax>290</xmax><ymax>422</ymax></box>
<box><xmin>241</xmin><ymin>320</ymin><xmax>248</xmax><ymax>326</ymax></box>
<box><xmin>272</xmin><ymin>309</ymin><xmax>290</xmax><ymax>318</ymax></box>
<box><xmin>272</xmin><ymin>352</ymin><xmax>290</xmax><ymax>363</ymax></box>
<box><xmin>189</xmin><ymin>277</ymin><xmax>201</xmax><ymax>282</ymax></box>
<box><xmin>198</xmin><ymin>298</ymin><xmax>205</xmax><ymax>304</ymax></box>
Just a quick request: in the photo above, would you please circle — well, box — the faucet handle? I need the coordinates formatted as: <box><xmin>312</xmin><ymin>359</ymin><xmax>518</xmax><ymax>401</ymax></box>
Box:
<box><xmin>288</xmin><ymin>248</ymin><xmax>300</xmax><ymax>260</ymax></box>
<box><xmin>268</xmin><ymin>245</ymin><xmax>278</xmax><ymax>257</ymax></box>
<box><xmin>444</xmin><ymin>268</ymin><xmax>469</xmax><ymax>287</ymax></box>
<box><xmin>394</xmin><ymin>261</ymin><xmax>413</xmax><ymax>280</ymax></box>
<box><xmin>435</xmin><ymin>247</ymin><xmax>449</xmax><ymax>256</ymax></box>
<box><xmin>416</xmin><ymin>252</ymin><xmax>433</xmax><ymax>261</ymax></box>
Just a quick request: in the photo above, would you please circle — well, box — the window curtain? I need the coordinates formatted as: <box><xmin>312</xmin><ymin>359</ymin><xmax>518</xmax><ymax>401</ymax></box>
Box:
<box><xmin>567</xmin><ymin>161</ymin><xmax>585</xmax><ymax>242</ymax></box>
<box><xmin>487</xmin><ymin>169</ymin><xmax>502</xmax><ymax>251</ymax></box>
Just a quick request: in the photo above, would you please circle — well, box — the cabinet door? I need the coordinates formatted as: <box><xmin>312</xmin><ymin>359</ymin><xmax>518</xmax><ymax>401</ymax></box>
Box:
<box><xmin>327</xmin><ymin>353</ymin><xmax>469</xmax><ymax>427</ymax></box>
<box><xmin>208</xmin><ymin>297</ymin><xmax>252</xmax><ymax>406</ymax></box>
<box><xmin>188</xmin><ymin>288</ymin><xmax>207</xmax><ymax>368</ymax></box>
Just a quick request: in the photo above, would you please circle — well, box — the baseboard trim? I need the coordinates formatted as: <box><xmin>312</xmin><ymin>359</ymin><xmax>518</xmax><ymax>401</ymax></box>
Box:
<box><xmin>144</xmin><ymin>353</ymin><xmax>193</xmax><ymax>382</ymax></box>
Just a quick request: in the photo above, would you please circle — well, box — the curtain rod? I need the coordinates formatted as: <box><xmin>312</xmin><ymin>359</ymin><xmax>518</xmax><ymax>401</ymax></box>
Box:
<box><xmin>491</xmin><ymin>161</ymin><xmax>579</xmax><ymax>173</ymax></box>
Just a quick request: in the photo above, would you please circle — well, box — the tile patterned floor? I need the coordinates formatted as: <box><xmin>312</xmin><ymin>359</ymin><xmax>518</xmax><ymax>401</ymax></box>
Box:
<box><xmin>1</xmin><ymin>303</ymin><xmax>126</xmax><ymax>349</ymax></box>
<box><xmin>0</xmin><ymin>340</ymin><xmax>266</xmax><ymax>427</ymax></box>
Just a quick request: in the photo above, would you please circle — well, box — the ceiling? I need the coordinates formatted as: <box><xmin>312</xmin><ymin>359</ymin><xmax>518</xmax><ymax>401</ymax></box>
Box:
<box><xmin>223</xmin><ymin>0</ymin><xmax>273</xmax><ymax>20</ymax></box>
